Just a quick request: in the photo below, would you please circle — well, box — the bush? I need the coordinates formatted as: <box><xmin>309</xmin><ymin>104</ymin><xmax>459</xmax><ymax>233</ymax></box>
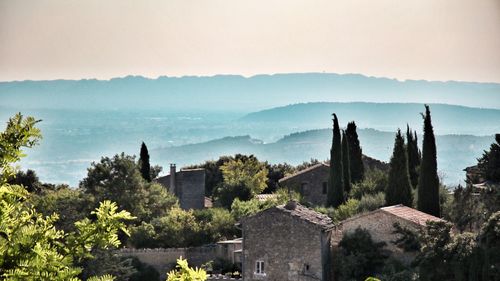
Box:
<box><xmin>316</xmin><ymin>199</ymin><xmax>360</xmax><ymax>222</ymax></box>
<box><xmin>336</xmin><ymin>227</ymin><xmax>388</xmax><ymax>281</ymax></box>
<box><xmin>358</xmin><ymin>192</ymin><xmax>385</xmax><ymax>213</ymax></box>
<box><xmin>351</xmin><ymin>169</ymin><xmax>388</xmax><ymax>200</ymax></box>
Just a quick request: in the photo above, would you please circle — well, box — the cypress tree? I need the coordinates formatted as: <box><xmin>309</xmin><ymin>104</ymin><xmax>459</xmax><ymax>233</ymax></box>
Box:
<box><xmin>139</xmin><ymin>142</ymin><xmax>151</xmax><ymax>182</ymax></box>
<box><xmin>328</xmin><ymin>114</ymin><xmax>344</xmax><ymax>207</ymax></box>
<box><xmin>406</xmin><ymin>125</ymin><xmax>421</xmax><ymax>189</ymax></box>
<box><xmin>342</xmin><ymin>130</ymin><xmax>352</xmax><ymax>196</ymax></box>
<box><xmin>346</xmin><ymin>121</ymin><xmax>365</xmax><ymax>183</ymax></box>
<box><xmin>417</xmin><ymin>105</ymin><xmax>440</xmax><ymax>217</ymax></box>
<box><xmin>386</xmin><ymin>130</ymin><xmax>413</xmax><ymax>206</ymax></box>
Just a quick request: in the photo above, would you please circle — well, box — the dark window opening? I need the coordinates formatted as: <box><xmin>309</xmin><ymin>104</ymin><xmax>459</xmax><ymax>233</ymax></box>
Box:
<box><xmin>322</xmin><ymin>182</ymin><xmax>327</xmax><ymax>194</ymax></box>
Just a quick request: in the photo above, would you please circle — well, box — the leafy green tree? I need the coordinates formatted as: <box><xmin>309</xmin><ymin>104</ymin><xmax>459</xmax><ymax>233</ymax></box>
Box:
<box><xmin>139</xmin><ymin>142</ymin><xmax>151</xmax><ymax>182</ymax></box>
<box><xmin>386</xmin><ymin>130</ymin><xmax>413</xmax><ymax>207</ymax></box>
<box><xmin>477</xmin><ymin>134</ymin><xmax>500</xmax><ymax>182</ymax></box>
<box><xmin>31</xmin><ymin>187</ymin><xmax>95</xmax><ymax>233</ymax></box>
<box><xmin>80</xmin><ymin>153</ymin><xmax>177</xmax><ymax>222</ymax></box>
<box><xmin>213</xmin><ymin>157</ymin><xmax>268</xmax><ymax>208</ymax></box>
<box><xmin>264</xmin><ymin>162</ymin><xmax>295</xmax><ymax>193</ymax></box>
<box><xmin>417</xmin><ymin>105</ymin><xmax>440</xmax><ymax>217</ymax></box>
<box><xmin>7</xmin><ymin>169</ymin><xmax>42</xmax><ymax>193</ymax></box>
<box><xmin>346</xmin><ymin>121</ymin><xmax>365</xmax><ymax>183</ymax></box>
<box><xmin>406</xmin><ymin>125</ymin><xmax>421</xmax><ymax>189</ymax></box>
<box><xmin>328</xmin><ymin>113</ymin><xmax>344</xmax><ymax>207</ymax></box>
<box><xmin>342</xmin><ymin>131</ymin><xmax>352</xmax><ymax>196</ymax></box>
<box><xmin>166</xmin><ymin>258</ymin><xmax>207</xmax><ymax>281</ymax></box>
<box><xmin>351</xmin><ymin>169</ymin><xmax>388</xmax><ymax>200</ymax></box>
<box><xmin>194</xmin><ymin>208</ymin><xmax>239</xmax><ymax>243</ymax></box>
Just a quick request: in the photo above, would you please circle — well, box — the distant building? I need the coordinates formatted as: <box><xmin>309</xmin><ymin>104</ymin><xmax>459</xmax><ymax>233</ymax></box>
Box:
<box><xmin>464</xmin><ymin>165</ymin><xmax>484</xmax><ymax>184</ymax></box>
<box><xmin>216</xmin><ymin>238</ymin><xmax>243</xmax><ymax>266</ymax></box>
<box><xmin>156</xmin><ymin>164</ymin><xmax>206</xmax><ymax>210</ymax></box>
<box><xmin>279</xmin><ymin>163</ymin><xmax>330</xmax><ymax>206</ymax></box>
<box><xmin>279</xmin><ymin>156</ymin><xmax>389</xmax><ymax>207</ymax></box>
<box><xmin>241</xmin><ymin>201</ymin><xmax>335</xmax><ymax>281</ymax></box>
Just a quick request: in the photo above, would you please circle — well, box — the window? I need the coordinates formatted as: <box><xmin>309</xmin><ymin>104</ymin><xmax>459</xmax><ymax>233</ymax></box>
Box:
<box><xmin>255</xmin><ymin>260</ymin><xmax>265</xmax><ymax>274</ymax></box>
<box><xmin>322</xmin><ymin>182</ymin><xmax>327</xmax><ymax>194</ymax></box>
<box><xmin>301</xmin><ymin>182</ymin><xmax>309</xmax><ymax>195</ymax></box>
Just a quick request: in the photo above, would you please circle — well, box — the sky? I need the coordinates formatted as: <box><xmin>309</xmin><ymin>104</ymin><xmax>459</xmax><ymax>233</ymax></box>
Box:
<box><xmin>1</xmin><ymin>0</ymin><xmax>499</xmax><ymax>83</ymax></box>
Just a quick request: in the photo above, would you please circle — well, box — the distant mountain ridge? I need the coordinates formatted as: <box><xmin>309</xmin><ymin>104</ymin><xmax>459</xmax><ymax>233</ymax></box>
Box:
<box><xmin>1</xmin><ymin>73</ymin><xmax>499</xmax><ymax>111</ymax></box>
<box><xmin>240</xmin><ymin>102</ymin><xmax>500</xmax><ymax>135</ymax></box>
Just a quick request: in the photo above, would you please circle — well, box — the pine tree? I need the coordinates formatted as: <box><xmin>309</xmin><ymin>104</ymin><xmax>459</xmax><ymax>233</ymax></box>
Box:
<box><xmin>386</xmin><ymin>130</ymin><xmax>413</xmax><ymax>206</ymax></box>
<box><xmin>346</xmin><ymin>121</ymin><xmax>365</xmax><ymax>183</ymax></box>
<box><xmin>417</xmin><ymin>105</ymin><xmax>440</xmax><ymax>217</ymax></box>
<box><xmin>139</xmin><ymin>142</ymin><xmax>151</xmax><ymax>182</ymax></box>
<box><xmin>406</xmin><ymin>125</ymin><xmax>421</xmax><ymax>189</ymax></box>
<box><xmin>342</xmin><ymin>130</ymin><xmax>352</xmax><ymax>196</ymax></box>
<box><xmin>328</xmin><ymin>114</ymin><xmax>344</xmax><ymax>207</ymax></box>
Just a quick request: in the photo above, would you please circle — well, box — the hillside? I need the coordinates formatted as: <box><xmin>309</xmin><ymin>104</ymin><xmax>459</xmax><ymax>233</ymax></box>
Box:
<box><xmin>240</xmin><ymin>102</ymin><xmax>500</xmax><ymax>135</ymax></box>
<box><xmin>152</xmin><ymin>128</ymin><xmax>494</xmax><ymax>186</ymax></box>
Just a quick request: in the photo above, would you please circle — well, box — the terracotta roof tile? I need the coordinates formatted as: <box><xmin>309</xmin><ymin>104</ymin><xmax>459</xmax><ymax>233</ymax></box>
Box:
<box><xmin>380</xmin><ymin>205</ymin><xmax>443</xmax><ymax>226</ymax></box>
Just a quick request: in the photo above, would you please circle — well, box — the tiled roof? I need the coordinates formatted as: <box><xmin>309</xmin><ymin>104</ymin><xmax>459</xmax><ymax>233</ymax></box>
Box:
<box><xmin>255</xmin><ymin>194</ymin><xmax>278</xmax><ymax>202</ymax></box>
<box><xmin>278</xmin><ymin>163</ymin><xmax>328</xmax><ymax>183</ymax></box>
<box><xmin>380</xmin><ymin>205</ymin><xmax>443</xmax><ymax>226</ymax></box>
<box><xmin>275</xmin><ymin>201</ymin><xmax>334</xmax><ymax>230</ymax></box>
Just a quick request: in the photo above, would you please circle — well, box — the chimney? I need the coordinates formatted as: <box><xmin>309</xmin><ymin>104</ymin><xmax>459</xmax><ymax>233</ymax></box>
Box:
<box><xmin>170</xmin><ymin>164</ymin><xmax>176</xmax><ymax>194</ymax></box>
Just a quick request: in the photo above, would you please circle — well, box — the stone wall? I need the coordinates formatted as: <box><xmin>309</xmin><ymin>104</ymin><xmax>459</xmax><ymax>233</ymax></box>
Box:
<box><xmin>242</xmin><ymin>208</ymin><xmax>329</xmax><ymax>281</ymax></box>
<box><xmin>279</xmin><ymin>164</ymin><xmax>330</xmax><ymax>206</ymax></box>
<box><xmin>118</xmin><ymin>245</ymin><xmax>217</xmax><ymax>279</ymax></box>
<box><xmin>338</xmin><ymin>211</ymin><xmax>419</xmax><ymax>265</ymax></box>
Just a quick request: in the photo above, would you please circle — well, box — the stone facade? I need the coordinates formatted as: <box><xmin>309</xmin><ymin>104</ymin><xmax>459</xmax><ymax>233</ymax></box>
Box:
<box><xmin>279</xmin><ymin>157</ymin><xmax>389</xmax><ymax>207</ymax></box>
<box><xmin>279</xmin><ymin>164</ymin><xmax>330</xmax><ymax>206</ymax></box>
<box><xmin>241</xmin><ymin>202</ymin><xmax>334</xmax><ymax>281</ymax></box>
<box><xmin>337</xmin><ymin>205</ymin><xmax>443</xmax><ymax>265</ymax></box>
<box><xmin>156</xmin><ymin>164</ymin><xmax>206</xmax><ymax>210</ymax></box>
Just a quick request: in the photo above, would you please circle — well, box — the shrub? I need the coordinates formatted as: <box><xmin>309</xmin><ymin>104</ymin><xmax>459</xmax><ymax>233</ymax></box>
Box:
<box><xmin>358</xmin><ymin>192</ymin><xmax>385</xmax><ymax>213</ymax></box>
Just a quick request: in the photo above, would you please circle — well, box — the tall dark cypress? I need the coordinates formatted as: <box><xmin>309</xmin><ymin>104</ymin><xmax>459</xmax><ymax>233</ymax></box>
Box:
<box><xmin>406</xmin><ymin>125</ymin><xmax>421</xmax><ymax>189</ymax></box>
<box><xmin>417</xmin><ymin>105</ymin><xmax>440</xmax><ymax>217</ymax></box>
<box><xmin>386</xmin><ymin>130</ymin><xmax>413</xmax><ymax>206</ymax></box>
<box><xmin>139</xmin><ymin>142</ymin><xmax>151</xmax><ymax>182</ymax></box>
<box><xmin>346</xmin><ymin>121</ymin><xmax>364</xmax><ymax>183</ymax></box>
<box><xmin>328</xmin><ymin>114</ymin><xmax>344</xmax><ymax>207</ymax></box>
<box><xmin>341</xmin><ymin>130</ymin><xmax>352</xmax><ymax>196</ymax></box>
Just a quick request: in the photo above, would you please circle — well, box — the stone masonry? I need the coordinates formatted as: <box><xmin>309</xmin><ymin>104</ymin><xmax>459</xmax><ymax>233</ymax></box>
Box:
<box><xmin>241</xmin><ymin>201</ymin><xmax>334</xmax><ymax>281</ymax></box>
<box><xmin>156</xmin><ymin>164</ymin><xmax>206</xmax><ymax>210</ymax></box>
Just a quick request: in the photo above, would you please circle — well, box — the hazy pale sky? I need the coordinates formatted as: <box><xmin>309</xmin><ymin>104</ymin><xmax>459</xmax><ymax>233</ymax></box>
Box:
<box><xmin>1</xmin><ymin>0</ymin><xmax>499</xmax><ymax>82</ymax></box>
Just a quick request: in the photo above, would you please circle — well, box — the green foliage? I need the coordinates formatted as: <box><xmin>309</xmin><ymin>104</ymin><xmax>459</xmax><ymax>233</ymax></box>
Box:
<box><xmin>166</xmin><ymin>258</ymin><xmax>207</xmax><ymax>281</ymax></box>
<box><xmin>417</xmin><ymin>105</ymin><xmax>440</xmax><ymax>217</ymax></box>
<box><xmin>316</xmin><ymin>198</ymin><xmax>360</xmax><ymax>222</ymax></box>
<box><xmin>213</xmin><ymin>156</ymin><xmax>268</xmax><ymax>208</ymax></box>
<box><xmin>0</xmin><ymin>113</ymin><xmax>41</xmax><ymax>184</ymax></box>
<box><xmin>80</xmin><ymin>249</ymin><xmax>136</xmax><ymax>281</ymax></box>
<box><xmin>391</xmin><ymin>222</ymin><xmax>420</xmax><ymax>252</ymax></box>
<box><xmin>477</xmin><ymin>134</ymin><xmax>500</xmax><ymax>182</ymax></box>
<box><xmin>336</xmin><ymin>227</ymin><xmax>388</xmax><ymax>281</ymax></box>
<box><xmin>0</xmin><ymin>114</ymin><xmax>134</xmax><ymax>280</ymax></box>
<box><xmin>328</xmin><ymin>113</ymin><xmax>344</xmax><ymax>207</ymax></box>
<box><xmin>346</xmin><ymin>121</ymin><xmax>365</xmax><ymax>183</ymax></box>
<box><xmin>386</xmin><ymin>130</ymin><xmax>413</xmax><ymax>207</ymax></box>
<box><xmin>230</xmin><ymin>198</ymin><xmax>276</xmax><ymax>221</ymax></box>
<box><xmin>128</xmin><ymin>256</ymin><xmax>160</xmax><ymax>281</ymax></box>
<box><xmin>358</xmin><ymin>192</ymin><xmax>385</xmax><ymax>213</ymax></box>
<box><xmin>30</xmin><ymin>187</ymin><xmax>95</xmax><ymax>233</ymax></box>
<box><xmin>80</xmin><ymin>153</ymin><xmax>177</xmax><ymax>222</ymax></box>
<box><xmin>342</xmin><ymin>130</ymin><xmax>352</xmax><ymax>195</ymax></box>
<box><xmin>7</xmin><ymin>169</ymin><xmax>42</xmax><ymax>193</ymax></box>
<box><xmin>406</xmin><ymin>125</ymin><xmax>421</xmax><ymax>189</ymax></box>
<box><xmin>351</xmin><ymin>169</ymin><xmax>388</xmax><ymax>200</ymax></box>
<box><xmin>194</xmin><ymin>208</ymin><xmax>239</xmax><ymax>243</ymax></box>
<box><xmin>139</xmin><ymin>142</ymin><xmax>151</xmax><ymax>182</ymax></box>
<box><xmin>264</xmin><ymin>162</ymin><xmax>295</xmax><ymax>193</ymax></box>
<box><xmin>447</xmin><ymin>185</ymin><xmax>485</xmax><ymax>232</ymax></box>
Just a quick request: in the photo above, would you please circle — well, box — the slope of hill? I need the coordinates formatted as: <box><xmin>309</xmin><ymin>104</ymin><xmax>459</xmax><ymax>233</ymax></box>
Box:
<box><xmin>240</xmin><ymin>102</ymin><xmax>500</xmax><ymax>135</ymax></box>
<box><xmin>152</xmin><ymin>128</ymin><xmax>494</xmax><ymax>186</ymax></box>
<box><xmin>2</xmin><ymin>73</ymin><xmax>500</xmax><ymax>112</ymax></box>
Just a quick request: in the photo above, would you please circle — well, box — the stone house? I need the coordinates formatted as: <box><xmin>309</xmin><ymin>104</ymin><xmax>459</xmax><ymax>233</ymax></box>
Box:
<box><xmin>241</xmin><ymin>201</ymin><xmax>335</xmax><ymax>281</ymax></box>
<box><xmin>156</xmin><ymin>164</ymin><xmax>206</xmax><ymax>210</ymax></box>
<box><xmin>279</xmin><ymin>157</ymin><xmax>389</xmax><ymax>207</ymax></box>
<box><xmin>278</xmin><ymin>163</ymin><xmax>330</xmax><ymax>206</ymax></box>
<box><xmin>338</xmin><ymin>204</ymin><xmax>443</xmax><ymax>264</ymax></box>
